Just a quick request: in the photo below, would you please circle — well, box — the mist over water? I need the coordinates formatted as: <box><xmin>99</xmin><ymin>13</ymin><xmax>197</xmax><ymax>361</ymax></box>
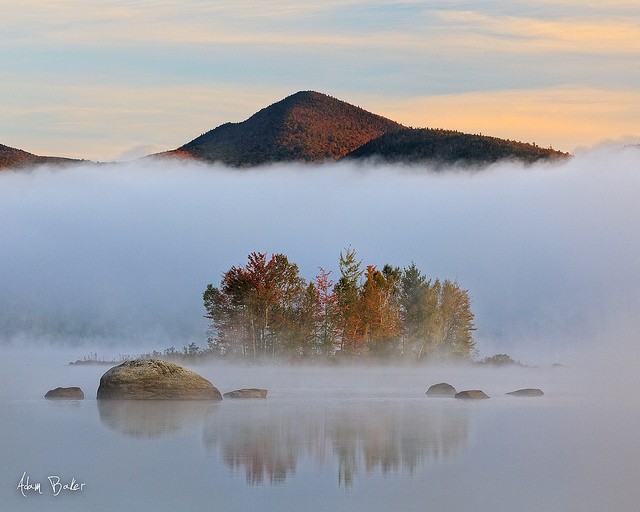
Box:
<box><xmin>2</xmin><ymin>353</ymin><xmax>640</xmax><ymax>512</ymax></box>
<box><xmin>1</xmin><ymin>147</ymin><xmax>640</xmax><ymax>366</ymax></box>
<box><xmin>2</xmin><ymin>148</ymin><xmax>640</xmax><ymax>511</ymax></box>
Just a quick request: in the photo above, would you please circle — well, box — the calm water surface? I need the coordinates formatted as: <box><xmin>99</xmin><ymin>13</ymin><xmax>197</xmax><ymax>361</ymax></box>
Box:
<box><xmin>1</xmin><ymin>352</ymin><xmax>639</xmax><ymax>512</ymax></box>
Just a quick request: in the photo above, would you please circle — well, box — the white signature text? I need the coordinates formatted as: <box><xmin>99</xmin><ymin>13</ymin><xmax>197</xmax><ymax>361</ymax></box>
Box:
<box><xmin>17</xmin><ymin>472</ymin><xmax>86</xmax><ymax>497</ymax></box>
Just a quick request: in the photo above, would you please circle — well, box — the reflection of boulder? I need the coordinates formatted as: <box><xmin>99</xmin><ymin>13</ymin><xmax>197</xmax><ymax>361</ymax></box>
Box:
<box><xmin>507</xmin><ymin>388</ymin><xmax>544</xmax><ymax>397</ymax></box>
<box><xmin>426</xmin><ymin>383</ymin><xmax>456</xmax><ymax>397</ymax></box>
<box><xmin>455</xmin><ymin>390</ymin><xmax>489</xmax><ymax>399</ymax></box>
<box><xmin>45</xmin><ymin>387</ymin><xmax>84</xmax><ymax>400</ymax></box>
<box><xmin>97</xmin><ymin>359</ymin><xmax>222</xmax><ymax>400</ymax></box>
<box><xmin>98</xmin><ymin>400</ymin><xmax>218</xmax><ymax>438</ymax></box>
<box><xmin>224</xmin><ymin>388</ymin><xmax>268</xmax><ymax>399</ymax></box>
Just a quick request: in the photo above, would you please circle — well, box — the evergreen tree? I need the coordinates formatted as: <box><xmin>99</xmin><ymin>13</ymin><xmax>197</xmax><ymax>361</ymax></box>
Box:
<box><xmin>399</xmin><ymin>262</ymin><xmax>429</xmax><ymax>353</ymax></box>
<box><xmin>334</xmin><ymin>247</ymin><xmax>364</xmax><ymax>353</ymax></box>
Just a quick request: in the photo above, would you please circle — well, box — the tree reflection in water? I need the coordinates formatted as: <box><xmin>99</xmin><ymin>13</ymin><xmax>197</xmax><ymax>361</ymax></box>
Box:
<box><xmin>203</xmin><ymin>399</ymin><xmax>468</xmax><ymax>486</ymax></box>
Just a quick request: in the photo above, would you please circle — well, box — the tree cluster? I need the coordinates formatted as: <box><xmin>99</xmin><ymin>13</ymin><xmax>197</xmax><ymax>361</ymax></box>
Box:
<box><xmin>203</xmin><ymin>249</ymin><xmax>475</xmax><ymax>361</ymax></box>
<box><xmin>347</xmin><ymin>127</ymin><xmax>569</xmax><ymax>165</ymax></box>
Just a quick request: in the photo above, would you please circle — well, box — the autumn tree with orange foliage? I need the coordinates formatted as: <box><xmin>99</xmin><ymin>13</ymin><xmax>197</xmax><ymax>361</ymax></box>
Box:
<box><xmin>359</xmin><ymin>264</ymin><xmax>402</xmax><ymax>356</ymax></box>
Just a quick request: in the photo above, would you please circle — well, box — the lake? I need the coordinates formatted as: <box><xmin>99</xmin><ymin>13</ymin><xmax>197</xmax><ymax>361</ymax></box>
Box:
<box><xmin>2</xmin><ymin>350</ymin><xmax>639</xmax><ymax>512</ymax></box>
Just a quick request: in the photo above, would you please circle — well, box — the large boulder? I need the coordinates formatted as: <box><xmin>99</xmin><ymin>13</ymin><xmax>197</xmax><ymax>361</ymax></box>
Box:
<box><xmin>426</xmin><ymin>382</ymin><xmax>457</xmax><ymax>397</ymax></box>
<box><xmin>454</xmin><ymin>390</ymin><xmax>489</xmax><ymax>399</ymax></box>
<box><xmin>223</xmin><ymin>388</ymin><xmax>268</xmax><ymax>399</ymax></box>
<box><xmin>506</xmin><ymin>388</ymin><xmax>544</xmax><ymax>397</ymax></box>
<box><xmin>45</xmin><ymin>386</ymin><xmax>84</xmax><ymax>400</ymax></box>
<box><xmin>97</xmin><ymin>359</ymin><xmax>222</xmax><ymax>400</ymax></box>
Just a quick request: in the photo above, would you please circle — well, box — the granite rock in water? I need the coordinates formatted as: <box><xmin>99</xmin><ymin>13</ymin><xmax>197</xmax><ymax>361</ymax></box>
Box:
<box><xmin>97</xmin><ymin>359</ymin><xmax>222</xmax><ymax>400</ymax></box>
<box><xmin>426</xmin><ymin>382</ymin><xmax>457</xmax><ymax>397</ymax></box>
<box><xmin>506</xmin><ymin>388</ymin><xmax>544</xmax><ymax>397</ymax></box>
<box><xmin>223</xmin><ymin>388</ymin><xmax>268</xmax><ymax>399</ymax></box>
<box><xmin>454</xmin><ymin>390</ymin><xmax>489</xmax><ymax>399</ymax></box>
<box><xmin>45</xmin><ymin>387</ymin><xmax>84</xmax><ymax>400</ymax></box>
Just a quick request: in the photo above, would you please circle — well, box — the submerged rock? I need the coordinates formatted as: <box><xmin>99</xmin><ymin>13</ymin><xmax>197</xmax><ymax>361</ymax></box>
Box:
<box><xmin>97</xmin><ymin>359</ymin><xmax>222</xmax><ymax>400</ymax></box>
<box><xmin>506</xmin><ymin>388</ymin><xmax>544</xmax><ymax>397</ymax></box>
<box><xmin>223</xmin><ymin>388</ymin><xmax>268</xmax><ymax>399</ymax></box>
<box><xmin>45</xmin><ymin>387</ymin><xmax>84</xmax><ymax>400</ymax></box>
<box><xmin>426</xmin><ymin>382</ymin><xmax>457</xmax><ymax>397</ymax></box>
<box><xmin>454</xmin><ymin>390</ymin><xmax>489</xmax><ymax>399</ymax></box>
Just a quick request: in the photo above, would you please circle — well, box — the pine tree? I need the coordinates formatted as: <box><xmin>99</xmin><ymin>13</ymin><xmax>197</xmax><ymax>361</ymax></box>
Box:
<box><xmin>334</xmin><ymin>247</ymin><xmax>364</xmax><ymax>353</ymax></box>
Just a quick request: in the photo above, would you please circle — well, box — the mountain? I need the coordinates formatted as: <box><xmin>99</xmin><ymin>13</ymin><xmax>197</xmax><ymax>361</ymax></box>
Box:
<box><xmin>174</xmin><ymin>91</ymin><xmax>404</xmax><ymax>166</ymax></box>
<box><xmin>4</xmin><ymin>91</ymin><xmax>570</xmax><ymax>169</ymax></box>
<box><xmin>346</xmin><ymin>128</ymin><xmax>569</xmax><ymax>165</ymax></box>
<box><xmin>0</xmin><ymin>143</ymin><xmax>81</xmax><ymax>170</ymax></box>
<box><xmin>170</xmin><ymin>91</ymin><xmax>568</xmax><ymax>167</ymax></box>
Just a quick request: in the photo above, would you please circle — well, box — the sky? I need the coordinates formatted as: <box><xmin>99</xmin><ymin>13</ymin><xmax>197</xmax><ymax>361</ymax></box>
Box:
<box><xmin>1</xmin><ymin>0</ymin><xmax>639</xmax><ymax>161</ymax></box>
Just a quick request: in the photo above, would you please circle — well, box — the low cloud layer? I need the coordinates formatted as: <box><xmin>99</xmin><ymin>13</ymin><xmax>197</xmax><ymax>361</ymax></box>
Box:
<box><xmin>2</xmin><ymin>147</ymin><xmax>639</xmax><ymax>362</ymax></box>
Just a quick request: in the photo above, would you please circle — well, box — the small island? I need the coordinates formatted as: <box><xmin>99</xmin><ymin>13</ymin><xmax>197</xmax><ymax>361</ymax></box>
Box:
<box><xmin>200</xmin><ymin>248</ymin><xmax>475</xmax><ymax>363</ymax></box>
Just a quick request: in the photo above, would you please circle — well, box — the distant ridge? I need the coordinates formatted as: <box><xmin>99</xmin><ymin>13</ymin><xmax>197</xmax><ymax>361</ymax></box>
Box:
<box><xmin>0</xmin><ymin>143</ymin><xmax>81</xmax><ymax>170</ymax></box>
<box><xmin>175</xmin><ymin>91</ymin><xmax>404</xmax><ymax>166</ymax></box>
<box><xmin>346</xmin><ymin>128</ymin><xmax>569</xmax><ymax>165</ymax></box>
<box><xmin>167</xmin><ymin>91</ymin><xmax>568</xmax><ymax>167</ymax></box>
<box><xmin>3</xmin><ymin>91</ymin><xmax>571</xmax><ymax>170</ymax></box>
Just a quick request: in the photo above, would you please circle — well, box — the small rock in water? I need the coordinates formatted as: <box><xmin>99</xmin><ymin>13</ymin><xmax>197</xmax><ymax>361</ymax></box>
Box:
<box><xmin>45</xmin><ymin>387</ymin><xmax>85</xmax><ymax>400</ymax></box>
<box><xmin>506</xmin><ymin>388</ymin><xmax>544</xmax><ymax>397</ymax></box>
<box><xmin>223</xmin><ymin>388</ymin><xmax>268</xmax><ymax>399</ymax></box>
<box><xmin>426</xmin><ymin>383</ymin><xmax>457</xmax><ymax>397</ymax></box>
<box><xmin>454</xmin><ymin>390</ymin><xmax>489</xmax><ymax>399</ymax></box>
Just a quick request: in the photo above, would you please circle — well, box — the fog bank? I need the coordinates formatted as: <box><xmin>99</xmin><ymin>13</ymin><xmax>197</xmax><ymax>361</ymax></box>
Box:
<box><xmin>2</xmin><ymin>147</ymin><xmax>639</xmax><ymax>362</ymax></box>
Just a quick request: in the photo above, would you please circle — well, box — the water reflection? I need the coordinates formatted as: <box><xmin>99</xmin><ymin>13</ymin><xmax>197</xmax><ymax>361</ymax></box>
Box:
<box><xmin>97</xmin><ymin>400</ymin><xmax>218</xmax><ymax>438</ymax></box>
<box><xmin>203</xmin><ymin>400</ymin><xmax>469</xmax><ymax>486</ymax></box>
<box><xmin>97</xmin><ymin>398</ymin><xmax>469</xmax><ymax>485</ymax></box>
<box><xmin>203</xmin><ymin>402</ymin><xmax>305</xmax><ymax>485</ymax></box>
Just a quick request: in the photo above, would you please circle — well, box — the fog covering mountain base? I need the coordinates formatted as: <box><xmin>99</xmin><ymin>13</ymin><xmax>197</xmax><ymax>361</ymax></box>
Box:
<box><xmin>1</xmin><ymin>146</ymin><xmax>639</xmax><ymax>365</ymax></box>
